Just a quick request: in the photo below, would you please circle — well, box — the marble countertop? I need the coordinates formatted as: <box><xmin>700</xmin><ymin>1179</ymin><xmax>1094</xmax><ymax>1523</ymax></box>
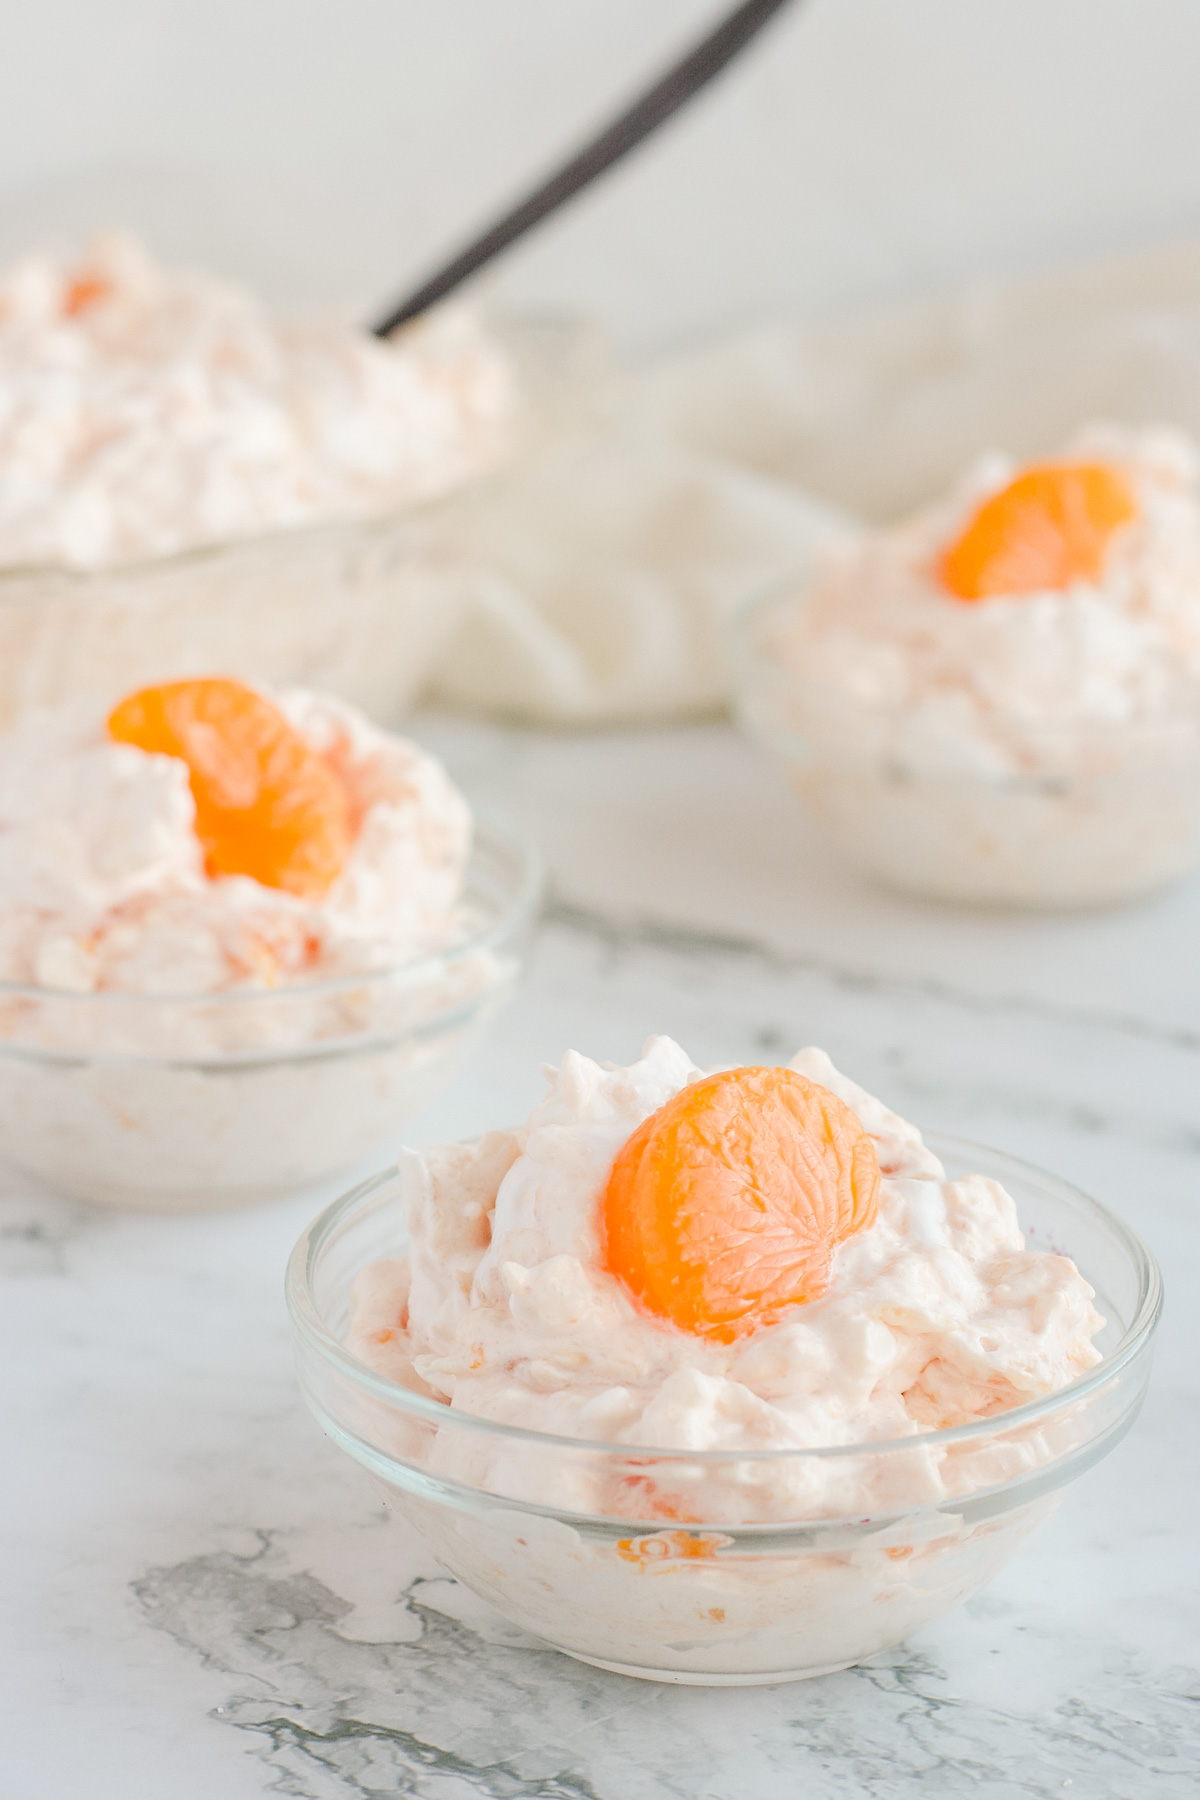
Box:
<box><xmin>6</xmin><ymin>714</ymin><xmax>1198</xmax><ymax>1799</ymax></box>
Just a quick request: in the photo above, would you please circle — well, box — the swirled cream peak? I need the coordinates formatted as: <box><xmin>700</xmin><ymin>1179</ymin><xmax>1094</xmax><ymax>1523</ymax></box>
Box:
<box><xmin>0</xmin><ymin>233</ymin><xmax>515</xmax><ymax>569</ymax></box>
<box><xmin>0</xmin><ymin>684</ymin><xmax>471</xmax><ymax>999</ymax></box>
<box><xmin>790</xmin><ymin>424</ymin><xmax>1200</xmax><ymax>776</ymax></box>
<box><xmin>349</xmin><ymin>1040</ymin><xmax>1103</xmax><ymax>1469</ymax></box>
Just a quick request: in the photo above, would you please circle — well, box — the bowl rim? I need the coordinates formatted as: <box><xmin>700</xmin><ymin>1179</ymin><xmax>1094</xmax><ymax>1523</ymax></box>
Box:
<box><xmin>0</xmin><ymin>808</ymin><xmax>543</xmax><ymax>1017</ymax></box>
<box><xmin>0</xmin><ymin>477</ymin><xmax>482</xmax><ymax>590</ymax></box>
<box><xmin>285</xmin><ymin>1127</ymin><xmax>1163</xmax><ymax>1465</ymax></box>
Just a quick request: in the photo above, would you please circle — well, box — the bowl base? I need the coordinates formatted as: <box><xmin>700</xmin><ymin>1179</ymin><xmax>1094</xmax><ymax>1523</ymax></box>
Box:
<box><xmin>555</xmin><ymin>1647</ymin><xmax>864</xmax><ymax>1686</ymax></box>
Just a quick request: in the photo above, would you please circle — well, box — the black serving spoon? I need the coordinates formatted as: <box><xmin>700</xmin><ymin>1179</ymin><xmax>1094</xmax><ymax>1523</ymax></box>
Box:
<box><xmin>371</xmin><ymin>0</ymin><xmax>800</xmax><ymax>336</ymax></box>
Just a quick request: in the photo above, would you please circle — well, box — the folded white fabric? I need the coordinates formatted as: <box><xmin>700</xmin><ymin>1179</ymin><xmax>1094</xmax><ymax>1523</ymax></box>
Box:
<box><xmin>428</xmin><ymin>238</ymin><xmax>1200</xmax><ymax>725</ymax></box>
<box><xmin>427</xmin><ymin>423</ymin><xmax>852</xmax><ymax>725</ymax></box>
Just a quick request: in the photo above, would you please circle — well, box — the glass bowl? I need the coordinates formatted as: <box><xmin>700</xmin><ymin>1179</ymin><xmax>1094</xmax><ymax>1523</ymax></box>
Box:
<box><xmin>0</xmin><ymin>489</ymin><xmax>484</xmax><ymax>733</ymax></box>
<box><xmin>286</xmin><ymin>1134</ymin><xmax>1161</xmax><ymax>1686</ymax></box>
<box><xmin>0</xmin><ymin>816</ymin><xmax>541</xmax><ymax>1211</ymax></box>
<box><xmin>0</xmin><ymin>310</ymin><xmax>602</xmax><ymax>733</ymax></box>
<box><xmin>731</xmin><ymin>584</ymin><xmax>1200</xmax><ymax>908</ymax></box>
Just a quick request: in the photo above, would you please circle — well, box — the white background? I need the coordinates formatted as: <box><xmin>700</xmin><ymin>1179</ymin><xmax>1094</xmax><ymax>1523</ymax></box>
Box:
<box><xmin>2</xmin><ymin>0</ymin><xmax>1200</xmax><ymax>349</ymax></box>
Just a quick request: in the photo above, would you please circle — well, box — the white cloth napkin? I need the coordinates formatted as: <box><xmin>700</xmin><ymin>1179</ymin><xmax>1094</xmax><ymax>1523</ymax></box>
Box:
<box><xmin>427</xmin><ymin>238</ymin><xmax>1200</xmax><ymax>725</ymax></box>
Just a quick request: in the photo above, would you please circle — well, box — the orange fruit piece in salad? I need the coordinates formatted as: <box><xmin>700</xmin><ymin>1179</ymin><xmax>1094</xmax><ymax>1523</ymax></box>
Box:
<box><xmin>602</xmin><ymin>1067</ymin><xmax>880</xmax><ymax>1341</ymax></box>
<box><xmin>107</xmin><ymin>677</ymin><xmax>353</xmax><ymax>897</ymax></box>
<box><xmin>63</xmin><ymin>272</ymin><xmax>110</xmax><ymax>316</ymax></box>
<box><xmin>938</xmin><ymin>462</ymin><xmax>1137</xmax><ymax>601</ymax></box>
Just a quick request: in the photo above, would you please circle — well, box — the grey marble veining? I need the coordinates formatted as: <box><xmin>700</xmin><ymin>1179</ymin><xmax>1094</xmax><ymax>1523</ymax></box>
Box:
<box><xmin>0</xmin><ymin>1190</ymin><xmax>86</xmax><ymax>1278</ymax></box>
<box><xmin>128</xmin><ymin>1524</ymin><xmax>1200</xmax><ymax>1800</ymax></box>
<box><xmin>5</xmin><ymin>721</ymin><xmax>1199</xmax><ymax>1798</ymax></box>
<box><xmin>545</xmin><ymin>890</ymin><xmax>1200</xmax><ymax>1058</ymax></box>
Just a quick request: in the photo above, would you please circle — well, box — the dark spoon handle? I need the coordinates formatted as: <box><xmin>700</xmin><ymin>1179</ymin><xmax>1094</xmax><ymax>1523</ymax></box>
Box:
<box><xmin>371</xmin><ymin>0</ymin><xmax>799</xmax><ymax>337</ymax></box>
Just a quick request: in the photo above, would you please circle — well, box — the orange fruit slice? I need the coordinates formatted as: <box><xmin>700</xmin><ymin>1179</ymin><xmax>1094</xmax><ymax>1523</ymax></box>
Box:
<box><xmin>63</xmin><ymin>272</ymin><xmax>110</xmax><ymax>317</ymax></box>
<box><xmin>107</xmin><ymin>677</ymin><xmax>353</xmax><ymax>897</ymax></box>
<box><xmin>938</xmin><ymin>462</ymin><xmax>1136</xmax><ymax>601</ymax></box>
<box><xmin>602</xmin><ymin>1067</ymin><xmax>880</xmax><ymax>1341</ymax></box>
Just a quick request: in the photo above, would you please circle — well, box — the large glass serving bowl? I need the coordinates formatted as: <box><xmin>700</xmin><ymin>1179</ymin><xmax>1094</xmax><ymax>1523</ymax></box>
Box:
<box><xmin>0</xmin><ymin>310</ymin><xmax>598</xmax><ymax>731</ymax></box>
<box><xmin>0</xmin><ymin>816</ymin><xmax>541</xmax><ymax>1211</ymax></box>
<box><xmin>732</xmin><ymin>584</ymin><xmax>1200</xmax><ymax>908</ymax></box>
<box><xmin>0</xmin><ymin>486</ymin><xmax>484</xmax><ymax>732</ymax></box>
<box><xmin>286</xmin><ymin>1135</ymin><xmax>1161</xmax><ymax>1685</ymax></box>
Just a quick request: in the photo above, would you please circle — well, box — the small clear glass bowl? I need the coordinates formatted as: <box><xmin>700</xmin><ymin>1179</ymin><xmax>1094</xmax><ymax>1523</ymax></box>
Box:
<box><xmin>286</xmin><ymin>1134</ymin><xmax>1161</xmax><ymax>1686</ymax></box>
<box><xmin>0</xmin><ymin>816</ymin><xmax>541</xmax><ymax>1211</ymax></box>
<box><xmin>731</xmin><ymin>584</ymin><xmax>1200</xmax><ymax>908</ymax></box>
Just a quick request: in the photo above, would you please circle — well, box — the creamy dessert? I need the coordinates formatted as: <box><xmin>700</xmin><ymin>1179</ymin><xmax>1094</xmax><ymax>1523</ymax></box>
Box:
<box><xmin>0</xmin><ymin>234</ymin><xmax>520</xmax><ymax>734</ymax></box>
<box><xmin>0</xmin><ymin>678</ymin><xmax>530</xmax><ymax>1206</ymax></box>
<box><xmin>330</xmin><ymin>1039</ymin><xmax>1118</xmax><ymax>1681</ymax></box>
<box><xmin>0</xmin><ymin>234</ymin><xmax>514</xmax><ymax>570</ymax></box>
<box><xmin>747</xmin><ymin>425</ymin><xmax>1200</xmax><ymax>904</ymax></box>
<box><xmin>0</xmin><ymin>678</ymin><xmax>472</xmax><ymax>1039</ymax></box>
<box><xmin>350</xmin><ymin>1037</ymin><xmax>1102</xmax><ymax>1518</ymax></box>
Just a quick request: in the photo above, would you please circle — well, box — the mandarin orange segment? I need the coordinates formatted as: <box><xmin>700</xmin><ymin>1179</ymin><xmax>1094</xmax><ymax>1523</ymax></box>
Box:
<box><xmin>616</xmin><ymin>1530</ymin><xmax>724</xmax><ymax>1565</ymax></box>
<box><xmin>602</xmin><ymin>1067</ymin><xmax>880</xmax><ymax>1341</ymax></box>
<box><xmin>937</xmin><ymin>462</ymin><xmax>1137</xmax><ymax>601</ymax></box>
<box><xmin>107</xmin><ymin>677</ymin><xmax>353</xmax><ymax>897</ymax></box>
<box><xmin>63</xmin><ymin>272</ymin><xmax>110</xmax><ymax>317</ymax></box>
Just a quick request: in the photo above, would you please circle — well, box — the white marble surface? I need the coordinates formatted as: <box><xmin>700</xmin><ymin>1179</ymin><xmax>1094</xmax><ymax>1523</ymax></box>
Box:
<box><xmin>5</xmin><ymin>713</ymin><xmax>1198</xmax><ymax>1799</ymax></box>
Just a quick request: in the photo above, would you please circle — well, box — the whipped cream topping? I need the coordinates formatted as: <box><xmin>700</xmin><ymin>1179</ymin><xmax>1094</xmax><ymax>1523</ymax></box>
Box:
<box><xmin>350</xmin><ymin>1039</ymin><xmax>1103</xmax><ymax>1470</ymax></box>
<box><xmin>0</xmin><ymin>234</ymin><xmax>515</xmax><ymax>570</ymax></box>
<box><xmin>786</xmin><ymin>424</ymin><xmax>1200</xmax><ymax>777</ymax></box>
<box><xmin>0</xmin><ymin>686</ymin><xmax>472</xmax><ymax>1001</ymax></box>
